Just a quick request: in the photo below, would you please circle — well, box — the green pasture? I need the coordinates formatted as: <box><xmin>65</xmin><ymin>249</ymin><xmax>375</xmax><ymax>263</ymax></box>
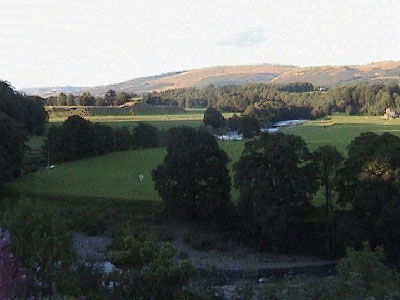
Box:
<box><xmin>5</xmin><ymin>149</ymin><xmax>166</xmax><ymax>202</ymax></box>
<box><xmin>6</xmin><ymin>114</ymin><xmax>400</xmax><ymax>206</ymax></box>
<box><xmin>48</xmin><ymin>110</ymin><xmax>234</xmax><ymax>123</ymax></box>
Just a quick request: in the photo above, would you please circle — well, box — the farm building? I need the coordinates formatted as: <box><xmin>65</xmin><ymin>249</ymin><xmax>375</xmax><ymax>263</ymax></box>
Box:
<box><xmin>215</xmin><ymin>131</ymin><xmax>243</xmax><ymax>141</ymax></box>
<box><xmin>383</xmin><ymin>108</ymin><xmax>398</xmax><ymax>119</ymax></box>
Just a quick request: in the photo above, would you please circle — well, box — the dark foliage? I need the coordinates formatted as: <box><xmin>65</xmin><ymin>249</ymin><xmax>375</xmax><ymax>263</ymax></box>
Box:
<box><xmin>132</xmin><ymin>122</ymin><xmax>159</xmax><ymax>148</ymax></box>
<box><xmin>105</xmin><ymin>89</ymin><xmax>116</xmax><ymax>106</ymax></box>
<box><xmin>42</xmin><ymin>117</ymin><xmax>160</xmax><ymax>163</ymax></box>
<box><xmin>237</xmin><ymin>115</ymin><xmax>260</xmax><ymax>138</ymax></box>
<box><xmin>233</xmin><ymin>133</ymin><xmax>317</xmax><ymax>251</ymax></box>
<box><xmin>203</xmin><ymin>106</ymin><xmax>224</xmax><ymax>129</ymax></box>
<box><xmin>152</xmin><ymin>127</ymin><xmax>233</xmax><ymax>223</ymax></box>
<box><xmin>337</xmin><ymin>132</ymin><xmax>400</xmax><ymax>260</ymax></box>
<box><xmin>0</xmin><ymin>113</ymin><xmax>27</xmax><ymax>185</ymax></box>
<box><xmin>0</xmin><ymin>81</ymin><xmax>48</xmax><ymax>135</ymax></box>
<box><xmin>277</xmin><ymin>82</ymin><xmax>314</xmax><ymax>93</ymax></box>
<box><xmin>144</xmin><ymin>82</ymin><xmax>400</xmax><ymax>120</ymax></box>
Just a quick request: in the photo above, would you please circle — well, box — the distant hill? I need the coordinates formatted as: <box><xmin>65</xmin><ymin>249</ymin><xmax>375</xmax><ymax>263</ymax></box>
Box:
<box><xmin>21</xmin><ymin>61</ymin><xmax>400</xmax><ymax>97</ymax></box>
<box><xmin>21</xmin><ymin>86</ymin><xmax>86</xmax><ymax>97</ymax></box>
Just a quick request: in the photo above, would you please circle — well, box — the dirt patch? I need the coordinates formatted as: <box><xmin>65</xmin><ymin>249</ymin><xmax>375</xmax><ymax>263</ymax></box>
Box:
<box><xmin>156</xmin><ymin>223</ymin><xmax>335</xmax><ymax>280</ymax></box>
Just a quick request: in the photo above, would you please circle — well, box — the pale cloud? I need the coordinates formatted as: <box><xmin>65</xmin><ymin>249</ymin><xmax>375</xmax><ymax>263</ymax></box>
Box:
<box><xmin>219</xmin><ymin>28</ymin><xmax>267</xmax><ymax>48</ymax></box>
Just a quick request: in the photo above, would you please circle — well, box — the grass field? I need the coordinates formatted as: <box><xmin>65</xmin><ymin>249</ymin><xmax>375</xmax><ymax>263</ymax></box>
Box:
<box><xmin>5</xmin><ymin>114</ymin><xmax>400</xmax><ymax>206</ymax></box>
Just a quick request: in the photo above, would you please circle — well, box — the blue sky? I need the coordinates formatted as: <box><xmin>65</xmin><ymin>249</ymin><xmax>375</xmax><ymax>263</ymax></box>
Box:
<box><xmin>1</xmin><ymin>0</ymin><xmax>400</xmax><ymax>89</ymax></box>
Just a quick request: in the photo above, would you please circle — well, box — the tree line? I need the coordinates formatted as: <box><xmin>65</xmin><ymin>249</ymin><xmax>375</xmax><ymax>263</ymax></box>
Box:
<box><xmin>144</xmin><ymin>82</ymin><xmax>400</xmax><ymax>120</ymax></box>
<box><xmin>0</xmin><ymin>81</ymin><xmax>48</xmax><ymax>186</ymax></box>
<box><xmin>43</xmin><ymin>116</ymin><xmax>159</xmax><ymax>163</ymax></box>
<box><xmin>46</xmin><ymin>90</ymin><xmax>135</xmax><ymax>106</ymax></box>
<box><xmin>153</xmin><ymin>127</ymin><xmax>400</xmax><ymax>262</ymax></box>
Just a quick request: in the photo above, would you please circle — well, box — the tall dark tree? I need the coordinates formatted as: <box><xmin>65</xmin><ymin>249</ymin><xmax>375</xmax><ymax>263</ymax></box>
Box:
<box><xmin>238</xmin><ymin>115</ymin><xmax>260</xmax><ymax>138</ymax></box>
<box><xmin>66</xmin><ymin>93</ymin><xmax>75</xmax><ymax>106</ymax></box>
<box><xmin>337</xmin><ymin>132</ymin><xmax>400</xmax><ymax>258</ymax></box>
<box><xmin>132</xmin><ymin>122</ymin><xmax>159</xmax><ymax>148</ymax></box>
<box><xmin>43</xmin><ymin>116</ymin><xmax>97</xmax><ymax>162</ymax></box>
<box><xmin>114</xmin><ymin>126</ymin><xmax>132</xmax><ymax>151</ymax></box>
<box><xmin>21</xmin><ymin>96</ymin><xmax>48</xmax><ymax>135</ymax></box>
<box><xmin>0</xmin><ymin>113</ymin><xmax>27</xmax><ymax>185</ymax></box>
<box><xmin>105</xmin><ymin>90</ymin><xmax>116</xmax><ymax>106</ymax></box>
<box><xmin>312</xmin><ymin>145</ymin><xmax>344</xmax><ymax>258</ymax></box>
<box><xmin>152</xmin><ymin>127</ymin><xmax>232</xmax><ymax>223</ymax></box>
<box><xmin>78</xmin><ymin>92</ymin><xmax>95</xmax><ymax>106</ymax></box>
<box><xmin>312</xmin><ymin>145</ymin><xmax>344</xmax><ymax>218</ymax></box>
<box><xmin>0</xmin><ymin>81</ymin><xmax>47</xmax><ymax>135</ymax></box>
<box><xmin>57</xmin><ymin>93</ymin><xmax>67</xmax><ymax>106</ymax></box>
<box><xmin>233</xmin><ymin>133</ymin><xmax>317</xmax><ymax>250</ymax></box>
<box><xmin>203</xmin><ymin>106</ymin><xmax>224</xmax><ymax>129</ymax></box>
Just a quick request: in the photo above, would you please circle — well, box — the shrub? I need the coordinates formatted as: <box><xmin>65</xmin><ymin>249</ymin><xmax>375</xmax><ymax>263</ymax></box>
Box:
<box><xmin>8</xmin><ymin>200</ymin><xmax>74</xmax><ymax>298</ymax></box>
<box><xmin>109</xmin><ymin>233</ymin><xmax>197</xmax><ymax>300</ymax></box>
<box><xmin>0</xmin><ymin>229</ymin><xmax>33</xmax><ymax>299</ymax></box>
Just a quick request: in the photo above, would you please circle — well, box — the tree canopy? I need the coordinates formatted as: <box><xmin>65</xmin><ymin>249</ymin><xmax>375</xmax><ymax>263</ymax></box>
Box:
<box><xmin>0</xmin><ymin>81</ymin><xmax>48</xmax><ymax>135</ymax></box>
<box><xmin>152</xmin><ymin>127</ymin><xmax>232</xmax><ymax>223</ymax></box>
<box><xmin>0</xmin><ymin>113</ymin><xmax>27</xmax><ymax>185</ymax></box>
<box><xmin>233</xmin><ymin>133</ymin><xmax>317</xmax><ymax>250</ymax></box>
<box><xmin>203</xmin><ymin>106</ymin><xmax>224</xmax><ymax>129</ymax></box>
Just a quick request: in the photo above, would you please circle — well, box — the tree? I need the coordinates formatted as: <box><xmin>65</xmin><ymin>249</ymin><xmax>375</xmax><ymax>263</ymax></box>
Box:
<box><xmin>312</xmin><ymin>145</ymin><xmax>344</xmax><ymax>218</ymax></box>
<box><xmin>337</xmin><ymin>132</ymin><xmax>400</xmax><ymax>258</ymax></box>
<box><xmin>0</xmin><ymin>81</ymin><xmax>47</xmax><ymax>135</ymax></box>
<box><xmin>312</xmin><ymin>145</ymin><xmax>344</xmax><ymax>258</ymax></box>
<box><xmin>114</xmin><ymin>126</ymin><xmax>132</xmax><ymax>151</ymax></box>
<box><xmin>57</xmin><ymin>92</ymin><xmax>67</xmax><ymax>106</ymax></box>
<box><xmin>66</xmin><ymin>93</ymin><xmax>75</xmax><ymax>106</ymax></box>
<box><xmin>116</xmin><ymin>92</ymin><xmax>131</xmax><ymax>106</ymax></box>
<box><xmin>21</xmin><ymin>96</ymin><xmax>48</xmax><ymax>135</ymax></box>
<box><xmin>78</xmin><ymin>92</ymin><xmax>95</xmax><ymax>106</ymax></box>
<box><xmin>238</xmin><ymin>115</ymin><xmax>260</xmax><ymax>138</ymax></box>
<box><xmin>203</xmin><ymin>106</ymin><xmax>224</xmax><ymax>129</ymax></box>
<box><xmin>233</xmin><ymin>133</ymin><xmax>317</xmax><ymax>250</ymax></box>
<box><xmin>95</xmin><ymin>96</ymin><xmax>106</xmax><ymax>106</ymax></box>
<box><xmin>152</xmin><ymin>127</ymin><xmax>232</xmax><ymax>222</ymax></box>
<box><xmin>43</xmin><ymin>115</ymin><xmax>97</xmax><ymax>162</ymax></box>
<box><xmin>105</xmin><ymin>90</ymin><xmax>116</xmax><ymax>106</ymax></box>
<box><xmin>132</xmin><ymin>122</ymin><xmax>159</xmax><ymax>148</ymax></box>
<box><xmin>9</xmin><ymin>200</ymin><xmax>74</xmax><ymax>298</ymax></box>
<box><xmin>0</xmin><ymin>113</ymin><xmax>26</xmax><ymax>186</ymax></box>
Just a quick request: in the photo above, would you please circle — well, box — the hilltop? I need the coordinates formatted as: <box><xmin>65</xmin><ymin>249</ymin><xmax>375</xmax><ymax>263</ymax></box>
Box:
<box><xmin>21</xmin><ymin>61</ymin><xmax>400</xmax><ymax>97</ymax></box>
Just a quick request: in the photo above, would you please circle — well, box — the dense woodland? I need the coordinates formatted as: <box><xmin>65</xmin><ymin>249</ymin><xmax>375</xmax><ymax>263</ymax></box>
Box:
<box><xmin>0</xmin><ymin>81</ymin><xmax>48</xmax><ymax>185</ymax></box>
<box><xmin>46</xmin><ymin>90</ymin><xmax>135</xmax><ymax>107</ymax></box>
<box><xmin>144</xmin><ymin>82</ymin><xmax>400</xmax><ymax>121</ymax></box>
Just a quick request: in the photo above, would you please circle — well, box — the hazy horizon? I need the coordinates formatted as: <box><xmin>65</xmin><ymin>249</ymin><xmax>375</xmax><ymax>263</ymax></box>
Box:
<box><xmin>2</xmin><ymin>0</ymin><xmax>400</xmax><ymax>89</ymax></box>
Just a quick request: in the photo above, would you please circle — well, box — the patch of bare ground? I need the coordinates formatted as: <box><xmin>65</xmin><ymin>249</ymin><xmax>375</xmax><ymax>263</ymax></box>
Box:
<box><xmin>155</xmin><ymin>222</ymin><xmax>335</xmax><ymax>280</ymax></box>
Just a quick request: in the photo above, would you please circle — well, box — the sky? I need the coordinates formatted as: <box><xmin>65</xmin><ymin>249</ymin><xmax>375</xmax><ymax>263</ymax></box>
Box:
<box><xmin>1</xmin><ymin>0</ymin><xmax>400</xmax><ymax>89</ymax></box>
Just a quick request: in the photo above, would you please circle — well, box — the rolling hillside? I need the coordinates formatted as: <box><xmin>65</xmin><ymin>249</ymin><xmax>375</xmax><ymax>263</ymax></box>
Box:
<box><xmin>22</xmin><ymin>61</ymin><xmax>400</xmax><ymax>97</ymax></box>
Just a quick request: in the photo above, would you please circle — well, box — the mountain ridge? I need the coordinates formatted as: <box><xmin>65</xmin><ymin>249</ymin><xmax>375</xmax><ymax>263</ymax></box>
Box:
<box><xmin>21</xmin><ymin>61</ymin><xmax>400</xmax><ymax>97</ymax></box>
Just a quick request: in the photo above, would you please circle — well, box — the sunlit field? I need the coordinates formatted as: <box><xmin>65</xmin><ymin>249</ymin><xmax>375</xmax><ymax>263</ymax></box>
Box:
<box><xmin>6</xmin><ymin>114</ymin><xmax>400</xmax><ymax>207</ymax></box>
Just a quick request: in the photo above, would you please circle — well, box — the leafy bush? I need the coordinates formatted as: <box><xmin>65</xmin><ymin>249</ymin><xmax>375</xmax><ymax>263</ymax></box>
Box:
<box><xmin>109</xmin><ymin>233</ymin><xmax>197</xmax><ymax>300</ymax></box>
<box><xmin>0</xmin><ymin>229</ymin><xmax>33</xmax><ymax>299</ymax></box>
<box><xmin>8</xmin><ymin>200</ymin><xmax>74</xmax><ymax>298</ymax></box>
<box><xmin>262</xmin><ymin>242</ymin><xmax>400</xmax><ymax>300</ymax></box>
